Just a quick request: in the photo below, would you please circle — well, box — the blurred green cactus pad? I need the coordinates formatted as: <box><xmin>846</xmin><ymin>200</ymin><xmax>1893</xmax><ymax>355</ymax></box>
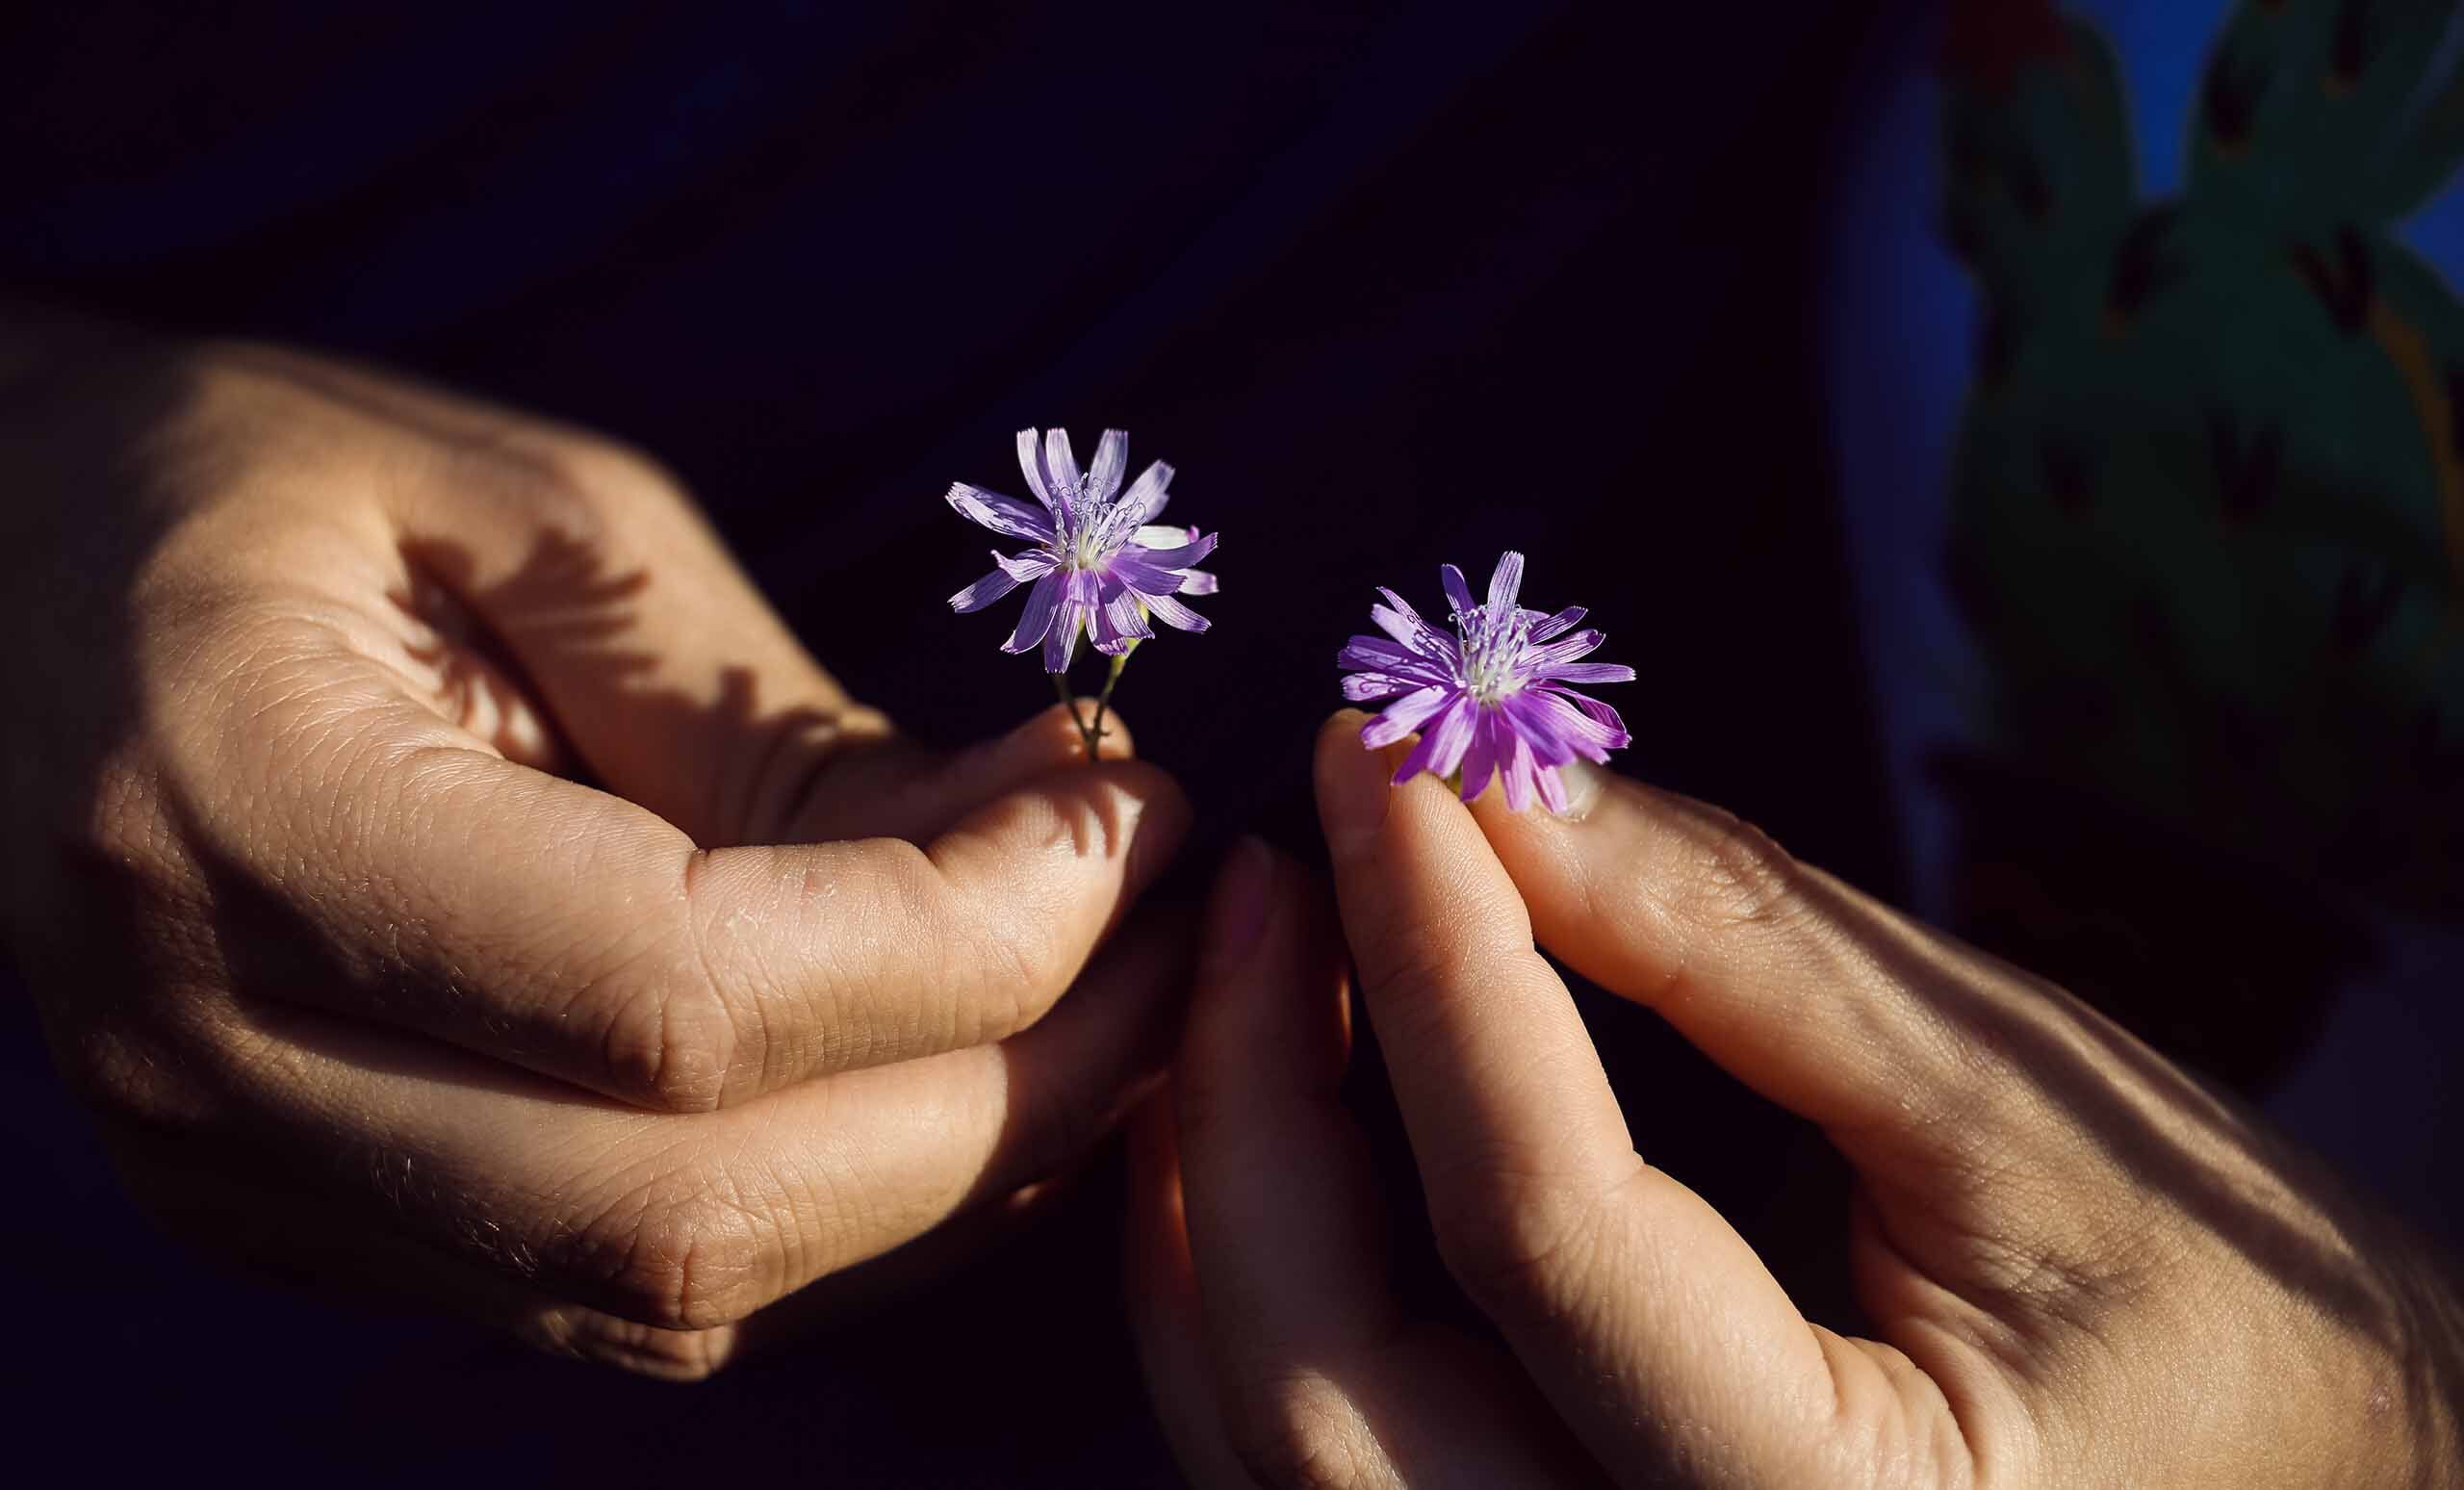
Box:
<box><xmin>1941</xmin><ymin>0</ymin><xmax>2464</xmax><ymax>916</ymax></box>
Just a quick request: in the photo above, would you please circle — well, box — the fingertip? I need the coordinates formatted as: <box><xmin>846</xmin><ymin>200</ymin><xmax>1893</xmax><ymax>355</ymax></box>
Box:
<box><xmin>1019</xmin><ymin>698</ymin><xmax>1140</xmax><ymax>760</ymax></box>
<box><xmin>1314</xmin><ymin>709</ymin><xmax>1413</xmax><ymax>857</ymax></box>
<box><xmin>1199</xmin><ymin>835</ymin><xmax>1278</xmax><ymax>975</ymax></box>
<box><xmin>1094</xmin><ymin>757</ymin><xmax>1194</xmax><ymax>896</ymax></box>
<box><xmin>991</xmin><ymin>702</ymin><xmax>1140</xmax><ymax>780</ymax></box>
<box><xmin>998</xmin><ymin>745</ymin><xmax>1193</xmax><ymax>879</ymax></box>
<box><xmin>1317</xmin><ymin>706</ymin><xmax>1373</xmax><ymax>756</ymax></box>
<box><xmin>1313</xmin><ymin>707</ymin><xmax>1413</xmax><ymax>776</ymax></box>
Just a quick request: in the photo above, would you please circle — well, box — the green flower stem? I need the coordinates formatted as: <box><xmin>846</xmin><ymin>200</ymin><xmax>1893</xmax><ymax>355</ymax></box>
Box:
<box><xmin>1046</xmin><ymin>645</ymin><xmax>1137</xmax><ymax>762</ymax></box>
<box><xmin>1089</xmin><ymin>644</ymin><xmax>1133</xmax><ymax>758</ymax></box>
<box><xmin>1050</xmin><ymin>670</ymin><xmax>1098</xmax><ymax>759</ymax></box>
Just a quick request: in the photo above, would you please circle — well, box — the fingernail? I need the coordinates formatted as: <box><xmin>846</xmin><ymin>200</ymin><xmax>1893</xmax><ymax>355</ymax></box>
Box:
<box><xmin>1208</xmin><ymin>834</ymin><xmax>1277</xmax><ymax>954</ymax></box>
<box><xmin>1317</xmin><ymin>732</ymin><xmax>1394</xmax><ymax>858</ymax></box>
<box><xmin>1556</xmin><ymin>758</ymin><xmax>1607</xmax><ymax>821</ymax></box>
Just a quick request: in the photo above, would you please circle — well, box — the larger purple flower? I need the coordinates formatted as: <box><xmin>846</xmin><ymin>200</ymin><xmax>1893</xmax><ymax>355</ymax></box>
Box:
<box><xmin>1337</xmin><ymin>552</ymin><xmax>1634</xmax><ymax>813</ymax></box>
<box><xmin>946</xmin><ymin>427</ymin><xmax>1219</xmax><ymax>671</ymax></box>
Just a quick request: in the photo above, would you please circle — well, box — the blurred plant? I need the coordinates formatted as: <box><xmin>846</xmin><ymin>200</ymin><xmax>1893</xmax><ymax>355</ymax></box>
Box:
<box><xmin>1941</xmin><ymin>0</ymin><xmax>2464</xmax><ymax>917</ymax></box>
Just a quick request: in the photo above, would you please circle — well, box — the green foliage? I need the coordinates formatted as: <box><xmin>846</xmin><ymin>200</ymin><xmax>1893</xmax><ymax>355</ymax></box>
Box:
<box><xmin>1942</xmin><ymin>4</ymin><xmax>2464</xmax><ymax>914</ymax></box>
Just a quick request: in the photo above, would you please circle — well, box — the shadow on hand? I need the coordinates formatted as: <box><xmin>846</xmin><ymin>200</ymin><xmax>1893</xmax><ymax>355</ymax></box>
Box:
<box><xmin>1792</xmin><ymin>866</ymin><xmax>2464</xmax><ymax>1487</ymax></box>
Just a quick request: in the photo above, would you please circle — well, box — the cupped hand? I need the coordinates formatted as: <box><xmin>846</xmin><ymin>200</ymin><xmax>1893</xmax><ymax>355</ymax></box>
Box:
<box><xmin>0</xmin><ymin>315</ymin><xmax>1190</xmax><ymax>1377</ymax></box>
<box><xmin>1128</xmin><ymin>711</ymin><xmax>2463</xmax><ymax>1487</ymax></box>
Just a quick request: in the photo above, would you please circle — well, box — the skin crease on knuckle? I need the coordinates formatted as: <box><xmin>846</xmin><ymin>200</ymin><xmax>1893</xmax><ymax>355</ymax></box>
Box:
<box><xmin>520</xmin><ymin>1305</ymin><xmax>738</xmax><ymax>1383</ymax></box>
<box><xmin>928</xmin><ymin>847</ymin><xmax>1065</xmax><ymax>1048</ymax></box>
<box><xmin>1424</xmin><ymin>1155</ymin><xmax>1625</xmax><ymax>1331</ymax></box>
<box><xmin>589</xmin><ymin>935</ymin><xmax>739</xmax><ymax>1115</ymax></box>
<box><xmin>1230</xmin><ymin>1368</ymin><xmax>1396</xmax><ymax>1490</ymax></box>
<box><xmin>563</xmin><ymin>1157</ymin><xmax>783</xmax><ymax>1333</ymax></box>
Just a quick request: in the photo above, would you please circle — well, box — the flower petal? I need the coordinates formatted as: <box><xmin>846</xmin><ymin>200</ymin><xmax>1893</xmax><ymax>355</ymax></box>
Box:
<box><xmin>996</xmin><ymin>550</ymin><xmax>1058</xmax><ymax>582</ymax></box>
<box><xmin>1547</xmin><ymin>684</ymin><xmax>1631</xmax><ymax>743</ymax></box>
<box><xmin>1361</xmin><ymin>684</ymin><xmax>1454</xmax><ymax>748</ymax></box>
<box><xmin>1043</xmin><ymin>428</ymin><xmax>1083</xmax><ymax>517</ymax></box>
<box><xmin>1341</xmin><ymin>671</ymin><xmax>1419</xmax><ymax>703</ymax></box>
<box><xmin>1001</xmin><ymin>573</ymin><xmax>1065</xmax><ymax>655</ymax></box>
<box><xmin>1528</xmin><ymin>687</ymin><xmax>1630</xmax><ymax>760</ymax></box>
<box><xmin>1043</xmin><ymin>601</ymin><xmax>1084</xmax><ymax>672</ymax></box>
<box><xmin>1121</xmin><ymin>461</ymin><xmax>1173</xmax><ymax>525</ymax></box>
<box><xmin>1134</xmin><ymin>530</ymin><xmax>1216</xmax><ymax>571</ymax></box>
<box><xmin>1142</xmin><ymin>591</ymin><xmax>1210</xmax><ymax>633</ymax></box>
<box><xmin>1108</xmin><ymin>552</ymin><xmax>1184</xmax><ymax>597</ymax></box>
<box><xmin>1178</xmin><ymin>568</ymin><xmax>1219</xmax><ymax>595</ymax></box>
<box><xmin>1135</xmin><ymin>523</ymin><xmax>1197</xmax><ymax>548</ymax></box>
<box><xmin>1392</xmin><ymin>696</ymin><xmax>1477</xmax><ymax>784</ymax></box>
<box><xmin>1529</xmin><ymin>605</ymin><xmax>1587</xmax><ymax>643</ymax></box>
<box><xmin>1456</xmin><ymin>706</ymin><xmax>1502</xmax><ymax>803</ymax></box>
<box><xmin>949</xmin><ymin>559</ymin><xmax>1024</xmax><ymax>613</ymax></box>
<box><xmin>1501</xmin><ymin>729</ymin><xmax>1537</xmax><ymax>812</ymax></box>
<box><xmin>1496</xmin><ymin>691</ymin><xmax>1568</xmax><ymax>764</ymax></box>
<box><xmin>1440</xmin><ymin>563</ymin><xmax>1476</xmax><ymax>615</ymax></box>
<box><xmin>1094</xmin><ymin>589</ymin><xmax>1154</xmax><ymax>654</ymax></box>
<box><xmin>1370</xmin><ymin>607</ymin><xmax>1458</xmax><ymax>669</ymax></box>
<box><xmin>1538</xmin><ymin>660</ymin><xmax>1636</xmax><ymax>685</ymax></box>
<box><xmin>1337</xmin><ymin>633</ymin><xmax>1450</xmax><ymax>681</ymax></box>
<box><xmin>1520</xmin><ymin>628</ymin><xmax>1606</xmax><ymax>672</ymax></box>
<box><xmin>1485</xmin><ymin>551</ymin><xmax>1527</xmax><ymax>614</ymax></box>
<box><xmin>945</xmin><ymin>482</ymin><xmax>1055</xmax><ymax>542</ymax></box>
<box><xmin>1534</xmin><ymin>763</ymin><xmax>1570</xmax><ymax>814</ymax></box>
<box><xmin>1091</xmin><ymin>428</ymin><xmax>1128</xmax><ymax>502</ymax></box>
<box><xmin>1014</xmin><ymin>429</ymin><xmax>1054</xmax><ymax>511</ymax></box>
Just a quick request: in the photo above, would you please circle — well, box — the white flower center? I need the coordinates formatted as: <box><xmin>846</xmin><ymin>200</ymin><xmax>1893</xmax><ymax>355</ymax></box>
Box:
<box><xmin>1453</xmin><ymin>604</ymin><xmax>1531</xmax><ymax>706</ymax></box>
<box><xmin>1056</xmin><ymin>475</ymin><xmax>1138</xmax><ymax>572</ymax></box>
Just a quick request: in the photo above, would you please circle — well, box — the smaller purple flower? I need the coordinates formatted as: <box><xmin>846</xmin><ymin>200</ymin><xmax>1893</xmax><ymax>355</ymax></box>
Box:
<box><xmin>1337</xmin><ymin>552</ymin><xmax>1634</xmax><ymax>813</ymax></box>
<box><xmin>945</xmin><ymin>428</ymin><xmax>1219</xmax><ymax>670</ymax></box>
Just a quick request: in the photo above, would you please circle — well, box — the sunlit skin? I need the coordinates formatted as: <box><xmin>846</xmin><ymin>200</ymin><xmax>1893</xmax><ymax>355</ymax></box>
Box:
<box><xmin>0</xmin><ymin>317</ymin><xmax>1193</xmax><ymax>1377</ymax></box>
<box><xmin>1127</xmin><ymin>713</ymin><xmax>2464</xmax><ymax>1489</ymax></box>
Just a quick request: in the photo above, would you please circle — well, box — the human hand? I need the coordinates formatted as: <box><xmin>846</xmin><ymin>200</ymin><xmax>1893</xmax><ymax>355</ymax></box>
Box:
<box><xmin>1127</xmin><ymin>711</ymin><xmax>2463</xmax><ymax>1487</ymax></box>
<box><xmin>0</xmin><ymin>315</ymin><xmax>1190</xmax><ymax>1377</ymax></box>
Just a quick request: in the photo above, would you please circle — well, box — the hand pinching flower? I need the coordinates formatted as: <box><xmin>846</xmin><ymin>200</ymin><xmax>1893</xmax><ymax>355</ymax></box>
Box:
<box><xmin>1337</xmin><ymin>551</ymin><xmax>1633</xmax><ymax>811</ymax></box>
<box><xmin>946</xmin><ymin>428</ymin><xmax>1219</xmax><ymax>758</ymax></box>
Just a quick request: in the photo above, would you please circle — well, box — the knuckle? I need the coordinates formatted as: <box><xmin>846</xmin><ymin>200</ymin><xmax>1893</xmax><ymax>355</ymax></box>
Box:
<box><xmin>592</xmin><ymin>942</ymin><xmax>740</xmax><ymax>1113</ymax></box>
<box><xmin>1427</xmin><ymin>1165</ymin><xmax>1612</xmax><ymax>1321</ymax></box>
<box><xmin>920</xmin><ymin>866</ymin><xmax>1057</xmax><ymax>1048</ymax></box>
<box><xmin>523</xmin><ymin>1310</ymin><xmax>738</xmax><ymax>1383</ymax></box>
<box><xmin>76</xmin><ymin>759</ymin><xmax>167</xmax><ymax>867</ymax></box>
<box><xmin>1675</xmin><ymin>808</ymin><xmax>1810</xmax><ymax>934</ymax></box>
<box><xmin>1227</xmin><ymin>1369</ymin><xmax>1385</xmax><ymax>1490</ymax></box>
<box><xmin>1364</xmin><ymin>937</ymin><xmax>1474</xmax><ymax>1005</ymax></box>
<box><xmin>66</xmin><ymin>1024</ymin><xmax>221</xmax><ymax>1136</ymax></box>
<box><xmin>966</xmin><ymin>918</ymin><xmax>1056</xmax><ymax>1038</ymax></box>
<box><xmin>576</xmin><ymin>1171</ymin><xmax>776</xmax><ymax>1331</ymax></box>
<box><xmin>1356</xmin><ymin>882</ymin><xmax>1532</xmax><ymax>1009</ymax></box>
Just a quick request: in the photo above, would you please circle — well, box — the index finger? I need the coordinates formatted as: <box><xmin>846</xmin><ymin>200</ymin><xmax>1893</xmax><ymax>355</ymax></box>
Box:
<box><xmin>1314</xmin><ymin>711</ymin><xmax>1848</xmax><ymax>1483</ymax></box>
<box><xmin>1464</xmin><ymin>758</ymin><xmax>2101</xmax><ymax>1169</ymax></box>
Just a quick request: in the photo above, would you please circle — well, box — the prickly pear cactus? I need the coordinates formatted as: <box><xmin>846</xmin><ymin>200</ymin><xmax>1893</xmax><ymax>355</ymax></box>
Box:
<box><xmin>1942</xmin><ymin>0</ymin><xmax>2464</xmax><ymax>919</ymax></box>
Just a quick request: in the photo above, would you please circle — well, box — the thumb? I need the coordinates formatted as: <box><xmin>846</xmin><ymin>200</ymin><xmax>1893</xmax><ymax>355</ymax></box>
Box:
<box><xmin>777</xmin><ymin>699</ymin><xmax>1142</xmax><ymax>845</ymax></box>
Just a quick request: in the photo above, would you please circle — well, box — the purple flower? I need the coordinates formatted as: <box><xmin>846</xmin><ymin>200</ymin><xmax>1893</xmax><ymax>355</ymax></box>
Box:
<box><xmin>946</xmin><ymin>428</ymin><xmax>1219</xmax><ymax>671</ymax></box>
<box><xmin>1337</xmin><ymin>552</ymin><xmax>1634</xmax><ymax>813</ymax></box>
